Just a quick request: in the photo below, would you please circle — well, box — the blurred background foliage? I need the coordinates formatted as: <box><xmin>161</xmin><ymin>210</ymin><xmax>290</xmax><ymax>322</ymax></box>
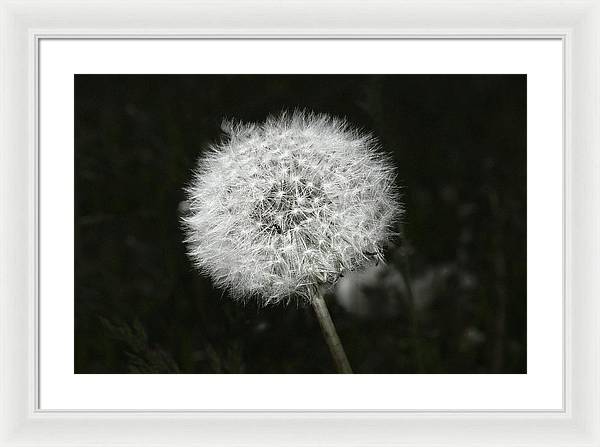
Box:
<box><xmin>75</xmin><ymin>75</ymin><xmax>526</xmax><ymax>373</ymax></box>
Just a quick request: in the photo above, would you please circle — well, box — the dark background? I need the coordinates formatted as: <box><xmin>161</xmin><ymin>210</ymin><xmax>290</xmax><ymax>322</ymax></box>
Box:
<box><xmin>75</xmin><ymin>74</ymin><xmax>526</xmax><ymax>373</ymax></box>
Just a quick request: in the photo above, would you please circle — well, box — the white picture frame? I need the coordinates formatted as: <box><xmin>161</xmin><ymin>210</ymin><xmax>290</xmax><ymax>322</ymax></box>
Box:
<box><xmin>1</xmin><ymin>1</ymin><xmax>599</xmax><ymax>445</ymax></box>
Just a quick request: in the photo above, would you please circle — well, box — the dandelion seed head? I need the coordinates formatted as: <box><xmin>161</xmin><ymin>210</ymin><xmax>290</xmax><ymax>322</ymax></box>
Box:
<box><xmin>183</xmin><ymin>111</ymin><xmax>402</xmax><ymax>305</ymax></box>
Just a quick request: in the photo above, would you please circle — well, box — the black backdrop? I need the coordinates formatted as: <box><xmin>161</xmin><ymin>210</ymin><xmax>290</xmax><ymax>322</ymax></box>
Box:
<box><xmin>75</xmin><ymin>74</ymin><xmax>526</xmax><ymax>373</ymax></box>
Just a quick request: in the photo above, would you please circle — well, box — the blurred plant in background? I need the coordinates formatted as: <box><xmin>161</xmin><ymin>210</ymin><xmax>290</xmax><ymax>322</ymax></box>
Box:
<box><xmin>335</xmin><ymin>252</ymin><xmax>456</xmax><ymax>320</ymax></box>
<box><xmin>99</xmin><ymin>317</ymin><xmax>180</xmax><ymax>373</ymax></box>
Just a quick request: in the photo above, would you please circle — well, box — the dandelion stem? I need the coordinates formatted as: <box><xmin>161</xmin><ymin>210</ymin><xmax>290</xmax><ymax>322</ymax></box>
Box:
<box><xmin>311</xmin><ymin>291</ymin><xmax>353</xmax><ymax>373</ymax></box>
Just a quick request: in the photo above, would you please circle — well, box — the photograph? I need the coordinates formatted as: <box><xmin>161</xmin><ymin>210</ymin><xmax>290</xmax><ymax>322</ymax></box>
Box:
<box><xmin>74</xmin><ymin>74</ymin><xmax>526</xmax><ymax>374</ymax></box>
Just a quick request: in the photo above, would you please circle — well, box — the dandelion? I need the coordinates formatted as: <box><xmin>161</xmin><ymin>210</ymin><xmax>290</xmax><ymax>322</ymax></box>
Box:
<box><xmin>182</xmin><ymin>111</ymin><xmax>402</xmax><ymax>372</ymax></box>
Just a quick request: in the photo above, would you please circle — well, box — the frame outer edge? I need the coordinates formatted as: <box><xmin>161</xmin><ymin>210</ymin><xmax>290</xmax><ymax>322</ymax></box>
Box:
<box><xmin>571</xmin><ymin>2</ymin><xmax>600</xmax><ymax>444</ymax></box>
<box><xmin>0</xmin><ymin>1</ymin><xmax>31</xmax><ymax>444</ymax></box>
<box><xmin>0</xmin><ymin>0</ymin><xmax>599</xmax><ymax>446</ymax></box>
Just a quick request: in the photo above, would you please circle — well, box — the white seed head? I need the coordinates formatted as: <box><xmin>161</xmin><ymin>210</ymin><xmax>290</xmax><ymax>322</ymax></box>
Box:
<box><xmin>182</xmin><ymin>111</ymin><xmax>402</xmax><ymax>305</ymax></box>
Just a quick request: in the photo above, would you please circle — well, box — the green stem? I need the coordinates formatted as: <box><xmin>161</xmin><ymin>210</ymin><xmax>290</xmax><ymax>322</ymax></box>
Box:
<box><xmin>311</xmin><ymin>291</ymin><xmax>353</xmax><ymax>373</ymax></box>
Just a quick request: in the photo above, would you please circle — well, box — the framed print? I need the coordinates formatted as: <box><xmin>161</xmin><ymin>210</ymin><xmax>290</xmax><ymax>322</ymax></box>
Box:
<box><xmin>1</xmin><ymin>1</ymin><xmax>600</xmax><ymax>446</ymax></box>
